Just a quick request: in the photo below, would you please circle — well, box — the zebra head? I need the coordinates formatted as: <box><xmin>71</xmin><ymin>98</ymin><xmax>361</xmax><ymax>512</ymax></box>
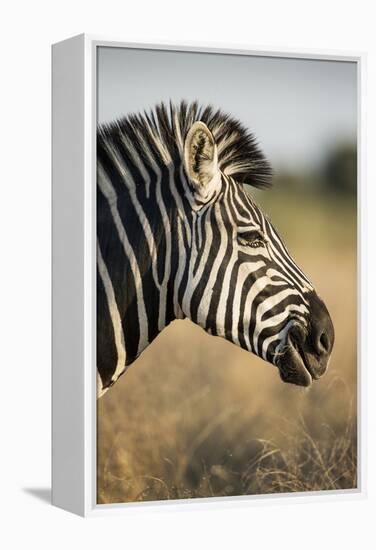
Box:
<box><xmin>97</xmin><ymin>101</ymin><xmax>334</xmax><ymax>395</ymax></box>
<box><xmin>180</xmin><ymin>119</ymin><xmax>334</xmax><ymax>387</ymax></box>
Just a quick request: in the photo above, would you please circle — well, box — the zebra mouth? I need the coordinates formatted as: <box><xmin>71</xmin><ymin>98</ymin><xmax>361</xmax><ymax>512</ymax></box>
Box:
<box><xmin>277</xmin><ymin>329</ymin><xmax>315</xmax><ymax>387</ymax></box>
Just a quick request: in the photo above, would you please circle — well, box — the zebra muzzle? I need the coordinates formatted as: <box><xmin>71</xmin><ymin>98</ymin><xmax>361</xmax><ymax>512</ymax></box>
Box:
<box><xmin>277</xmin><ymin>292</ymin><xmax>335</xmax><ymax>387</ymax></box>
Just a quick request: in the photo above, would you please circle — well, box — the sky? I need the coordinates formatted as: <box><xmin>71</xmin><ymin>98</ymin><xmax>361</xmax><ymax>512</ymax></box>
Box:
<box><xmin>97</xmin><ymin>47</ymin><xmax>357</xmax><ymax>171</ymax></box>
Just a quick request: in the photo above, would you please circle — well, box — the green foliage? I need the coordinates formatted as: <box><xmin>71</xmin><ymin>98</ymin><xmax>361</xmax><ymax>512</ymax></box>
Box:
<box><xmin>322</xmin><ymin>143</ymin><xmax>357</xmax><ymax>195</ymax></box>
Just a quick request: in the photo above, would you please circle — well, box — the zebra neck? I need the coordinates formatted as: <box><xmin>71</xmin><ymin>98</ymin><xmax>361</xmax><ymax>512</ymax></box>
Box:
<box><xmin>97</xmin><ymin>232</ymin><xmax>177</xmax><ymax>388</ymax></box>
<box><xmin>97</xmin><ymin>158</ymin><xmax>182</xmax><ymax>388</ymax></box>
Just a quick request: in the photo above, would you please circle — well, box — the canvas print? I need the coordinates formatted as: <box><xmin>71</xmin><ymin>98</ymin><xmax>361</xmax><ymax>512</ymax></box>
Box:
<box><xmin>96</xmin><ymin>47</ymin><xmax>357</xmax><ymax>504</ymax></box>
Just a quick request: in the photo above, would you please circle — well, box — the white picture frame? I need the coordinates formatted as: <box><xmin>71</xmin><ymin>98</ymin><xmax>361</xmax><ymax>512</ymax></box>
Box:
<box><xmin>52</xmin><ymin>34</ymin><xmax>366</xmax><ymax>517</ymax></box>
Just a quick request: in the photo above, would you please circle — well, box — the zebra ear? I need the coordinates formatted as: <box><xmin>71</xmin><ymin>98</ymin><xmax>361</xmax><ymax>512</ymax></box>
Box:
<box><xmin>184</xmin><ymin>121</ymin><xmax>220</xmax><ymax>197</ymax></box>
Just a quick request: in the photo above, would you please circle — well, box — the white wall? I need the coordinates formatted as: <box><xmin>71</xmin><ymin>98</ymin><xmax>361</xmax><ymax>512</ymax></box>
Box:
<box><xmin>1</xmin><ymin>1</ymin><xmax>375</xmax><ymax>548</ymax></box>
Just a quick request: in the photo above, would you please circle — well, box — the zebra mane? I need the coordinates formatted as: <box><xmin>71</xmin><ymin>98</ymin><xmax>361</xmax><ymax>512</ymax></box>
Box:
<box><xmin>98</xmin><ymin>101</ymin><xmax>272</xmax><ymax>189</ymax></box>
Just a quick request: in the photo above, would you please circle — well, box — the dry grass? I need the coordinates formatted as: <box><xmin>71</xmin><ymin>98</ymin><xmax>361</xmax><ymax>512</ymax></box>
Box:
<box><xmin>97</xmin><ymin>193</ymin><xmax>357</xmax><ymax>504</ymax></box>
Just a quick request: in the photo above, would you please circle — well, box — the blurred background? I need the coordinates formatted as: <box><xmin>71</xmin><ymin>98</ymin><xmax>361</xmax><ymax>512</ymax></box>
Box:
<box><xmin>97</xmin><ymin>47</ymin><xmax>357</xmax><ymax>503</ymax></box>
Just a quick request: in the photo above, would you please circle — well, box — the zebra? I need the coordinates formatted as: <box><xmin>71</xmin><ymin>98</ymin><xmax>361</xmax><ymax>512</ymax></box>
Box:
<box><xmin>97</xmin><ymin>101</ymin><xmax>334</xmax><ymax>398</ymax></box>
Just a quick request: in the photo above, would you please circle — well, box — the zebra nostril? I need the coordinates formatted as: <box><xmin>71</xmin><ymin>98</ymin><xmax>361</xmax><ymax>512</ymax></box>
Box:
<box><xmin>306</xmin><ymin>291</ymin><xmax>335</xmax><ymax>360</ymax></box>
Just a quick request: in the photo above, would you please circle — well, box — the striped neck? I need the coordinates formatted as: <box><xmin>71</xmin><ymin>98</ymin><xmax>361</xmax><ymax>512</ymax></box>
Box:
<box><xmin>97</xmin><ymin>147</ymin><xmax>186</xmax><ymax>391</ymax></box>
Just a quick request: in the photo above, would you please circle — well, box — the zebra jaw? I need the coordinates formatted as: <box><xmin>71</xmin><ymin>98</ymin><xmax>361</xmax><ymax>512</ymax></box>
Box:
<box><xmin>277</xmin><ymin>328</ymin><xmax>314</xmax><ymax>387</ymax></box>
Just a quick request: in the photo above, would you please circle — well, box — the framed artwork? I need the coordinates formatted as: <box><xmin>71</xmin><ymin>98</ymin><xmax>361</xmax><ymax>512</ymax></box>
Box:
<box><xmin>52</xmin><ymin>35</ymin><xmax>365</xmax><ymax>516</ymax></box>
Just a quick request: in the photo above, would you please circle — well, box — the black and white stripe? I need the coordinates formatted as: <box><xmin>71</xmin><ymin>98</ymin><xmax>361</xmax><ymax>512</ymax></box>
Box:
<box><xmin>96</xmin><ymin>101</ymin><xmax>314</xmax><ymax>397</ymax></box>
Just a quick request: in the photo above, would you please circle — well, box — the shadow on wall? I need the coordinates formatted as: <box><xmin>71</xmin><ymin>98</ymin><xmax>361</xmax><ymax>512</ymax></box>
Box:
<box><xmin>23</xmin><ymin>488</ymin><xmax>51</xmax><ymax>504</ymax></box>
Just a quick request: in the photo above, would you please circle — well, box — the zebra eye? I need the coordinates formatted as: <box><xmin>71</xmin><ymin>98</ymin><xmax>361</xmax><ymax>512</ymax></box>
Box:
<box><xmin>238</xmin><ymin>234</ymin><xmax>266</xmax><ymax>248</ymax></box>
<box><xmin>249</xmin><ymin>239</ymin><xmax>265</xmax><ymax>248</ymax></box>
